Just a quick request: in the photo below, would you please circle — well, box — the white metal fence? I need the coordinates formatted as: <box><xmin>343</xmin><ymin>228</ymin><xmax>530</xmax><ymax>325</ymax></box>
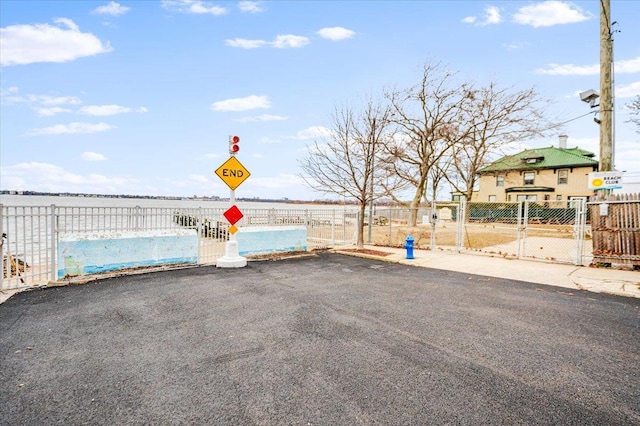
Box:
<box><xmin>1</xmin><ymin>205</ymin><xmax>359</xmax><ymax>290</ymax></box>
<box><xmin>2</xmin><ymin>200</ymin><xmax>592</xmax><ymax>291</ymax></box>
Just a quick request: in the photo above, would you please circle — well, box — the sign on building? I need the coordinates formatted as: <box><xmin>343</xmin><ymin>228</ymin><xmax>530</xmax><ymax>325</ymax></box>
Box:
<box><xmin>588</xmin><ymin>171</ymin><xmax>623</xmax><ymax>190</ymax></box>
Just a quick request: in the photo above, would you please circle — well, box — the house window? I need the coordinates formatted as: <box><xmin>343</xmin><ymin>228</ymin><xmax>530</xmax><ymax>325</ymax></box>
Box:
<box><xmin>496</xmin><ymin>175</ymin><xmax>504</xmax><ymax>187</ymax></box>
<box><xmin>523</xmin><ymin>172</ymin><xmax>535</xmax><ymax>185</ymax></box>
<box><xmin>557</xmin><ymin>169</ymin><xmax>568</xmax><ymax>185</ymax></box>
<box><xmin>488</xmin><ymin>195</ymin><xmax>496</xmax><ymax>202</ymax></box>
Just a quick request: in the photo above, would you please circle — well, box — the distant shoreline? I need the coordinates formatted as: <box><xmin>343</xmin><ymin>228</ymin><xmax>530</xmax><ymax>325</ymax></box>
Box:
<box><xmin>0</xmin><ymin>190</ymin><xmax>353</xmax><ymax>206</ymax></box>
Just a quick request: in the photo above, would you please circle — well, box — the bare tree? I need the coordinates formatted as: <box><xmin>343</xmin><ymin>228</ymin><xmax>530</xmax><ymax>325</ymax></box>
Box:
<box><xmin>299</xmin><ymin>100</ymin><xmax>404</xmax><ymax>247</ymax></box>
<box><xmin>627</xmin><ymin>95</ymin><xmax>640</xmax><ymax>133</ymax></box>
<box><xmin>444</xmin><ymin>82</ymin><xmax>554</xmax><ymax>201</ymax></box>
<box><xmin>382</xmin><ymin>62</ymin><xmax>472</xmax><ymax>226</ymax></box>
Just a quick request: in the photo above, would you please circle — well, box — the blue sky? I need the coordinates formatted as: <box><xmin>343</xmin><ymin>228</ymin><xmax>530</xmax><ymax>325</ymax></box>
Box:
<box><xmin>1</xmin><ymin>0</ymin><xmax>639</xmax><ymax>200</ymax></box>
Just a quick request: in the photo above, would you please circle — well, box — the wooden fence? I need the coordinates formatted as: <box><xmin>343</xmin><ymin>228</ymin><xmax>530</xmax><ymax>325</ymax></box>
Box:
<box><xmin>589</xmin><ymin>193</ymin><xmax>640</xmax><ymax>269</ymax></box>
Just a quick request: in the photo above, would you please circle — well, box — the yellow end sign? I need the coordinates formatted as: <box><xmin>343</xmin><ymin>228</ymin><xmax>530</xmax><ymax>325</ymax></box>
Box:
<box><xmin>215</xmin><ymin>156</ymin><xmax>251</xmax><ymax>190</ymax></box>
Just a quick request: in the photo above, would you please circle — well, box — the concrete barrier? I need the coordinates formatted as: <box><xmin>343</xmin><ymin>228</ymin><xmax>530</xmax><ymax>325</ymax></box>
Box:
<box><xmin>236</xmin><ymin>226</ymin><xmax>307</xmax><ymax>256</ymax></box>
<box><xmin>58</xmin><ymin>229</ymin><xmax>198</xmax><ymax>278</ymax></box>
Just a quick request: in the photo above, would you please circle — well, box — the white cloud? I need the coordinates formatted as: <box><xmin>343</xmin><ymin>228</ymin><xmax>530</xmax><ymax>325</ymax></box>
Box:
<box><xmin>225</xmin><ymin>38</ymin><xmax>268</xmax><ymax>49</ymax></box>
<box><xmin>238</xmin><ymin>1</ymin><xmax>264</xmax><ymax>13</ymax></box>
<box><xmin>2</xmin><ymin>89</ymin><xmax>83</xmax><ymax>107</ymax></box>
<box><xmin>617</xmin><ymin>81</ymin><xmax>640</xmax><ymax>99</ymax></box>
<box><xmin>503</xmin><ymin>41</ymin><xmax>530</xmax><ymax>51</ymax></box>
<box><xmin>513</xmin><ymin>1</ymin><xmax>592</xmax><ymax>28</ymax></box>
<box><xmin>161</xmin><ymin>0</ymin><xmax>227</xmax><ymax>15</ymax></box>
<box><xmin>258</xmin><ymin>136</ymin><xmax>281</xmax><ymax>144</ymax></box>
<box><xmin>616</xmin><ymin>57</ymin><xmax>640</xmax><ymax>74</ymax></box>
<box><xmin>78</xmin><ymin>104</ymin><xmax>131</xmax><ymax>116</ymax></box>
<box><xmin>317</xmin><ymin>27</ymin><xmax>355</xmax><ymax>41</ymax></box>
<box><xmin>188</xmin><ymin>174</ymin><xmax>209</xmax><ymax>183</ymax></box>
<box><xmin>29</xmin><ymin>94</ymin><xmax>82</xmax><ymax>105</ymax></box>
<box><xmin>536</xmin><ymin>63</ymin><xmax>599</xmax><ymax>76</ymax></box>
<box><xmin>81</xmin><ymin>151</ymin><xmax>107</xmax><ymax>161</ymax></box>
<box><xmin>34</xmin><ymin>107</ymin><xmax>72</xmax><ymax>116</ymax></box>
<box><xmin>483</xmin><ymin>6</ymin><xmax>502</xmax><ymax>25</ymax></box>
<box><xmin>211</xmin><ymin>95</ymin><xmax>270</xmax><ymax>112</ymax></box>
<box><xmin>292</xmin><ymin>126</ymin><xmax>333</xmax><ymax>140</ymax></box>
<box><xmin>462</xmin><ymin>6</ymin><xmax>502</xmax><ymax>26</ymax></box>
<box><xmin>235</xmin><ymin>114</ymin><xmax>288</xmax><ymax>122</ymax></box>
<box><xmin>0</xmin><ymin>162</ymin><xmax>134</xmax><ymax>193</ymax></box>
<box><xmin>536</xmin><ymin>57</ymin><xmax>640</xmax><ymax>76</ymax></box>
<box><xmin>0</xmin><ymin>18</ymin><xmax>112</xmax><ymax>66</ymax></box>
<box><xmin>250</xmin><ymin>174</ymin><xmax>304</xmax><ymax>189</ymax></box>
<box><xmin>92</xmin><ymin>1</ymin><xmax>130</xmax><ymax>16</ymax></box>
<box><xmin>0</xmin><ymin>90</ymin><xmax>24</xmax><ymax>104</ymax></box>
<box><xmin>28</xmin><ymin>122</ymin><xmax>114</xmax><ymax>136</ymax></box>
<box><xmin>226</xmin><ymin>34</ymin><xmax>310</xmax><ymax>49</ymax></box>
<box><xmin>273</xmin><ymin>34</ymin><xmax>310</xmax><ymax>48</ymax></box>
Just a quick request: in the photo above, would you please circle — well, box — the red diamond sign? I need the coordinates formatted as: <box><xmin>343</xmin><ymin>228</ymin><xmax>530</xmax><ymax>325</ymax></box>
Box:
<box><xmin>223</xmin><ymin>205</ymin><xmax>244</xmax><ymax>225</ymax></box>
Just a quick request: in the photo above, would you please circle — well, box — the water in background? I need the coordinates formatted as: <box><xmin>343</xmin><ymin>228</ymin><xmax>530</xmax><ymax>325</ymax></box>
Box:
<box><xmin>0</xmin><ymin>194</ymin><xmax>356</xmax><ymax>211</ymax></box>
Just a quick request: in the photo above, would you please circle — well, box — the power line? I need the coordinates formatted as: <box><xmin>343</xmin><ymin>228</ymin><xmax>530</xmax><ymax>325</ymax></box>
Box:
<box><xmin>547</xmin><ymin>110</ymin><xmax>598</xmax><ymax>131</ymax></box>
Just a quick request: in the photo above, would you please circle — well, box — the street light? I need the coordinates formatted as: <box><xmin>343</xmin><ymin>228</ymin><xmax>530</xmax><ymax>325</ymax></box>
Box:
<box><xmin>579</xmin><ymin>89</ymin><xmax>599</xmax><ymax>108</ymax></box>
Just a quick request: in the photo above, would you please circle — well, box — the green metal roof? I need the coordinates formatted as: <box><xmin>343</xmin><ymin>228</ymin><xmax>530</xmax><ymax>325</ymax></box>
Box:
<box><xmin>478</xmin><ymin>146</ymin><xmax>598</xmax><ymax>174</ymax></box>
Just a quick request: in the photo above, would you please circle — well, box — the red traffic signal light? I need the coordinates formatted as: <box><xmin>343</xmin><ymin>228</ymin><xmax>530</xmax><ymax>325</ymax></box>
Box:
<box><xmin>229</xmin><ymin>135</ymin><xmax>240</xmax><ymax>154</ymax></box>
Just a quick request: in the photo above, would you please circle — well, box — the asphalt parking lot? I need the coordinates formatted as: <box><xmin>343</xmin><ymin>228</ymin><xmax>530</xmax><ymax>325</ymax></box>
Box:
<box><xmin>1</xmin><ymin>251</ymin><xmax>639</xmax><ymax>425</ymax></box>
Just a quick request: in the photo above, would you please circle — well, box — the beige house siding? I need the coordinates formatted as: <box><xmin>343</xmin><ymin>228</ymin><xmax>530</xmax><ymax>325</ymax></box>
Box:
<box><xmin>477</xmin><ymin>166</ymin><xmax>596</xmax><ymax>202</ymax></box>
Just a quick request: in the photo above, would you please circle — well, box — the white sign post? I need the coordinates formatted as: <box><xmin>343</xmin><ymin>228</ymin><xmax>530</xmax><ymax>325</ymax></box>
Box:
<box><xmin>216</xmin><ymin>136</ymin><xmax>250</xmax><ymax>268</ymax></box>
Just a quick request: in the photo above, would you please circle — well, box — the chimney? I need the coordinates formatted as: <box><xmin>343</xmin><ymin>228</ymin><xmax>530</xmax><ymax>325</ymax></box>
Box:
<box><xmin>558</xmin><ymin>134</ymin><xmax>568</xmax><ymax>149</ymax></box>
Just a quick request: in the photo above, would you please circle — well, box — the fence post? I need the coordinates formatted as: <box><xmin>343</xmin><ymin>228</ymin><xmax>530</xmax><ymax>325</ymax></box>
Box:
<box><xmin>50</xmin><ymin>204</ymin><xmax>57</xmax><ymax>282</ymax></box>
<box><xmin>197</xmin><ymin>207</ymin><xmax>202</xmax><ymax>264</ymax></box>
<box><xmin>0</xmin><ymin>204</ymin><xmax>3</xmax><ymax>289</ymax></box>
<box><xmin>331</xmin><ymin>210</ymin><xmax>336</xmax><ymax>246</ymax></box>
<box><xmin>429</xmin><ymin>202</ymin><xmax>436</xmax><ymax>250</ymax></box>
<box><xmin>342</xmin><ymin>209</ymin><xmax>346</xmax><ymax>244</ymax></box>
<box><xmin>456</xmin><ymin>200</ymin><xmax>465</xmax><ymax>252</ymax></box>
<box><xmin>517</xmin><ymin>201</ymin><xmax>525</xmax><ymax>259</ymax></box>
<box><xmin>574</xmin><ymin>199</ymin><xmax>586</xmax><ymax>266</ymax></box>
<box><xmin>388</xmin><ymin>208</ymin><xmax>392</xmax><ymax>246</ymax></box>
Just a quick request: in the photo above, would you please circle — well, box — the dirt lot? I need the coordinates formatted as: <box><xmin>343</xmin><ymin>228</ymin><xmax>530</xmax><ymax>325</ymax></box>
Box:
<box><xmin>366</xmin><ymin>220</ymin><xmax>583</xmax><ymax>249</ymax></box>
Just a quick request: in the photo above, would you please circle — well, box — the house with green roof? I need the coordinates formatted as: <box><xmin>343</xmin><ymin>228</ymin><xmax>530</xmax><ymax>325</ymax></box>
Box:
<box><xmin>473</xmin><ymin>135</ymin><xmax>598</xmax><ymax>203</ymax></box>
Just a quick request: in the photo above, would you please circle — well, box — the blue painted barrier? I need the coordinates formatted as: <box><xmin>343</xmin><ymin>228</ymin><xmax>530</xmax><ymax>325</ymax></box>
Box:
<box><xmin>236</xmin><ymin>226</ymin><xmax>307</xmax><ymax>256</ymax></box>
<box><xmin>58</xmin><ymin>229</ymin><xmax>198</xmax><ymax>278</ymax></box>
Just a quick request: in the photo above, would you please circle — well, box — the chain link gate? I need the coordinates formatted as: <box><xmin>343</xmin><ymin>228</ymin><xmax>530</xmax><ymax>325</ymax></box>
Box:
<box><xmin>459</xmin><ymin>199</ymin><xmax>590</xmax><ymax>265</ymax></box>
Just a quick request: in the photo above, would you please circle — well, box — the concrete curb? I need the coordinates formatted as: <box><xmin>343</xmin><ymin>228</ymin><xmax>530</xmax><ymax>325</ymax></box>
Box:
<box><xmin>332</xmin><ymin>246</ymin><xmax>640</xmax><ymax>299</ymax></box>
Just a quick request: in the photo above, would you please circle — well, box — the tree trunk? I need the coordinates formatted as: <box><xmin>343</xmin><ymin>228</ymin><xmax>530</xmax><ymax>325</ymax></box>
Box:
<box><xmin>357</xmin><ymin>202</ymin><xmax>366</xmax><ymax>248</ymax></box>
<box><xmin>409</xmin><ymin>177</ymin><xmax>426</xmax><ymax>226</ymax></box>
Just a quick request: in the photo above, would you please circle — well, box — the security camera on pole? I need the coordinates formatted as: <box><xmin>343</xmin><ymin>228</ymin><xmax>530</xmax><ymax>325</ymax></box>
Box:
<box><xmin>215</xmin><ymin>135</ymin><xmax>251</xmax><ymax>268</ymax></box>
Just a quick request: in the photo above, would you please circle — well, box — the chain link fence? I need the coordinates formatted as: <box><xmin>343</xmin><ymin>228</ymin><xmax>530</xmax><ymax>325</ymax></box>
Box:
<box><xmin>363</xmin><ymin>200</ymin><xmax>591</xmax><ymax>265</ymax></box>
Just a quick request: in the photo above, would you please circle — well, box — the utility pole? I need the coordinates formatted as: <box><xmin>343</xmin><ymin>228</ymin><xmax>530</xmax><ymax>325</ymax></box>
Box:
<box><xmin>599</xmin><ymin>0</ymin><xmax>614</xmax><ymax>172</ymax></box>
<box><xmin>367</xmin><ymin>118</ymin><xmax>376</xmax><ymax>244</ymax></box>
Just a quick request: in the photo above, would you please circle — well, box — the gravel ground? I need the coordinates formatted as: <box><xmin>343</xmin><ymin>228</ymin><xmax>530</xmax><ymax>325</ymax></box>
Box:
<box><xmin>1</xmin><ymin>251</ymin><xmax>639</xmax><ymax>425</ymax></box>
